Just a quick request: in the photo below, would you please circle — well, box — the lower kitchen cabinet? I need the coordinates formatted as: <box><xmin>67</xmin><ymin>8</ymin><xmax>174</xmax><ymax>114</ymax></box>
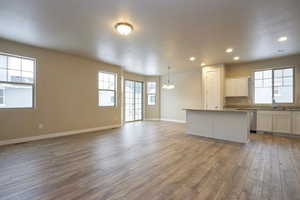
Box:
<box><xmin>257</xmin><ymin>111</ymin><xmax>273</xmax><ymax>132</ymax></box>
<box><xmin>257</xmin><ymin>111</ymin><xmax>293</xmax><ymax>134</ymax></box>
<box><xmin>272</xmin><ymin>111</ymin><xmax>292</xmax><ymax>133</ymax></box>
<box><xmin>292</xmin><ymin>112</ymin><xmax>300</xmax><ymax>135</ymax></box>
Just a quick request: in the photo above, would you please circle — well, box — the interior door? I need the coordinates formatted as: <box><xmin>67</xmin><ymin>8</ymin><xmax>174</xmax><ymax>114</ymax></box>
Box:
<box><xmin>205</xmin><ymin>70</ymin><xmax>220</xmax><ymax>109</ymax></box>
<box><xmin>125</xmin><ymin>80</ymin><xmax>143</xmax><ymax>122</ymax></box>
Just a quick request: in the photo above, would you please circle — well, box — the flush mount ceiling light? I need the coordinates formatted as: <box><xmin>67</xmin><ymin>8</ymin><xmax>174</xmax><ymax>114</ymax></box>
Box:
<box><xmin>115</xmin><ymin>22</ymin><xmax>133</xmax><ymax>36</ymax></box>
<box><xmin>278</xmin><ymin>36</ymin><xmax>288</xmax><ymax>42</ymax></box>
<box><xmin>201</xmin><ymin>62</ymin><xmax>206</xmax><ymax>66</ymax></box>
<box><xmin>233</xmin><ymin>56</ymin><xmax>240</xmax><ymax>61</ymax></box>
<box><xmin>189</xmin><ymin>57</ymin><xmax>196</xmax><ymax>61</ymax></box>
<box><xmin>226</xmin><ymin>48</ymin><xmax>233</xmax><ymax>53</ymax></box>
<box><xmin>162</xmin><ymin>66</ymin><xmax>175</xmax><ymax>90</ymax></box>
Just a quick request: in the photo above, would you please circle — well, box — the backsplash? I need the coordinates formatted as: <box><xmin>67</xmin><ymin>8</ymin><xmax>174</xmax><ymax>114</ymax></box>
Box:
<box><xmin>225</xmin><ymin>97</ymin><xmax>252</xmax><ymax>107</ymax></box>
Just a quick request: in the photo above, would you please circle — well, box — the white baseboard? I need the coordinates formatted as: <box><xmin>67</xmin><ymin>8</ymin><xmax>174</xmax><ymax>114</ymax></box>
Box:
<box><xmin>160</xmin><ymin>118</ymin><xmax>186</xmax><ymax>123</ymax></box>
<box><xmin>0</xmin><ymin>124</ymin><xmax>121</xmax><ymax>146</ymax></box>
<box><xmin>145</xmin><ymin>118</ymin><xmax>161</xmax><ymax>121</ymax></box>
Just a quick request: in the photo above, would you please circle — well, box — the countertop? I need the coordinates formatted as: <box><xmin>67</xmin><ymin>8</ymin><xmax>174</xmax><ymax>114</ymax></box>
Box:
<box><xmin>183</xmin><ymin>108</ymin><xmax>251</xmax><ymax>113</ymax></box>
<box><xmin>225</xmin><ymin>107</ymin><xmax>300</xmax><ymax>112</ymax></box>
<box><xmin>184</xmin><ymin>107</ymin><xmax>300</xmax><ymax>112</ymax></box>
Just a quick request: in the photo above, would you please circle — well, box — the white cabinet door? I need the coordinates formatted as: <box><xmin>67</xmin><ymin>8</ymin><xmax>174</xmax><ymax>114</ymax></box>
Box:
<box><xmin>225</xmin><ymin>79</ymin><xmax>234</xmax><ymax>97</ymax></box>
<box><xmin>292</xmin><ymin>112</ymin><xmax>300</xmax><ymax>135</ymax></box>
<box><xmin>225</xmin><ymin>77</ymin><xmax>248</xmax><ymax>97</ymax></box>
<box><xmin>257</xmin><ymin>111</ymin><xmax>273</xmax><ymax>132</ymax></box>
<box><xmin>236</xmin><ymin>78</ymin><xmax>249</xmax><ymax>96</ymax></box>
<box><xmin>272</xmin><ymin>111</ymin><xmax>292</xmax><ymax>133</ymax></box>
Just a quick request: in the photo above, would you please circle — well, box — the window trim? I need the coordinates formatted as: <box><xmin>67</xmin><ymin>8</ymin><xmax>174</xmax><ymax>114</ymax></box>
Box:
<box><xmin>98</xmin><ymin>71</ymin><xmax>117</xmax><ymax>107</ymax></box>
<box><xmin>0</xmin><ymin>52</ymin><xmax>36</xmax><ymax>109</ymax></box>
<box><xmin>147</xmin><ymin>81</ymin><xmax>156</xmax><ymax>105</ymax></box>
<box><xmin>253</xmin><ymin>67</ymin><xmax>295</xmax><ymax>105</ymax></box>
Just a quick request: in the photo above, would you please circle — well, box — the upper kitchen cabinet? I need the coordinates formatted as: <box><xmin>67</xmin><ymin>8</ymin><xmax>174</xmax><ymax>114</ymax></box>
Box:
<box><xmin>225</xmin><ymin>77</ymin><xmax>249</xmax><ymax>97</ymax></box>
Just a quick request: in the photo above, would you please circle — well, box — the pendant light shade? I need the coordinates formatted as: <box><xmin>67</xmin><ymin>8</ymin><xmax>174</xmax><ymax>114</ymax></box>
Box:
<box><xmin>162</xmin><ymin>66</ymin><xmax>175</xmax><ymax>90</ymax></box>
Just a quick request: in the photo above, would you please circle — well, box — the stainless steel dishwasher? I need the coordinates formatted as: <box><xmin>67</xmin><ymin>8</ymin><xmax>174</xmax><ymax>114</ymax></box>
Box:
<box><xmin>250</xmin><ymin>111</ymin><xmax>257</xmax><ymax>132</ymax></box>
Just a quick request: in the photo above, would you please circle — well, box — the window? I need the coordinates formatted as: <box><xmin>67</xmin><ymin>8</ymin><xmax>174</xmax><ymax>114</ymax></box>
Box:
<box><xmin>98</xmin><ymin>72</ymin><xmax>117</xmax><ymax>106</ymax></box>
<box><xmin>254</xmin><ymin>67</ymin><xmax>294</xmax><ymax>104</ymax></box>
<box><xmin>147</xmin><ymin>81</ymin><xmax>156</xmax><ymax>105</ymax></box>
<box><xmin>0</xmin><ymin>53</ymin><xmax>35</xmax><ymax>108</ymax></box>
<box><xmin>0</xmin><ymin>87</ymin><xmax>4</xmax><ymax>106</ymax></box>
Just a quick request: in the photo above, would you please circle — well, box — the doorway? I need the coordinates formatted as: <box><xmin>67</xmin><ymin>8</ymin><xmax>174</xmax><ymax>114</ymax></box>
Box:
<box><xmin>125</xmin><ymin>80</ymin><xmax>143</xmax><ymax>122</ymax></box>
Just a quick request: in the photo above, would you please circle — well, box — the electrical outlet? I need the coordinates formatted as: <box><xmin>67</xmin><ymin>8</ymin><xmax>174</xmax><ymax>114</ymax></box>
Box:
<box><xmin>38</xmin><ymin>123</ymin><xmax>44</xmax><ymax>129</ymax></box>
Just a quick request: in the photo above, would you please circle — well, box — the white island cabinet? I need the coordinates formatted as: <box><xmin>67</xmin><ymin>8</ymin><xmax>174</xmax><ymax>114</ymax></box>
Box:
<box><xmin>184</xmin><ymin>109</ymin><xmax>251</xmax><ymax>143</ymax></box>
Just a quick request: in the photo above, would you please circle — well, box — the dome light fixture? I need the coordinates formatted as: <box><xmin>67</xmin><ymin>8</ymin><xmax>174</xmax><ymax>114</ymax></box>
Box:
<box><xmin>115</xmin><ymin>22</ymin><xmax>133</xmax><ymax>36</ymax></box>
<box><xmin>162</xmin><ymin>66</ymin><xmax>175</xmax><ymax>90</ymax></box>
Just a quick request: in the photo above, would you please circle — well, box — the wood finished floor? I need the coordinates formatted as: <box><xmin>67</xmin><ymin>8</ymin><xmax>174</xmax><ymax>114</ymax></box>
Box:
<box><xmin>0</xmin><ymin>121</ymin><xmax>300</xmax><ymax>200</ymax></box>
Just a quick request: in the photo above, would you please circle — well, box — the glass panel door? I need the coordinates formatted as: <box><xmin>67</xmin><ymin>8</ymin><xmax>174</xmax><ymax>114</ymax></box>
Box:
<box><xmin>125</xmin><ymin>80</ymin><xmax>143</xmax><ymax>122</ymax></box>
<box><xmin>125</xmin><ymin>80</ymin><xmax>135</xmax><ymax>122</ymax></box>
<box><xmin>135</xmin><ymin>82</ymin><xmax>143</xmax><ymax>120</ymax></box>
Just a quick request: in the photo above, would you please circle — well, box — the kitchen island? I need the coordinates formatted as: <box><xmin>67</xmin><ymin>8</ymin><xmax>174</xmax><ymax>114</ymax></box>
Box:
<box><xmin>184</xmin><ymin>108</ymin><xmax>251</xmax><ymax>143</ymax></box>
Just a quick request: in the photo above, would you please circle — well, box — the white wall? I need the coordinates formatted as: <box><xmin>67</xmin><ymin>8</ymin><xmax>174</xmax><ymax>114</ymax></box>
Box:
<box><xmin>160</xmin><ymin>68</ymin><xmax>202</xmax><ymax>122</ymax></box>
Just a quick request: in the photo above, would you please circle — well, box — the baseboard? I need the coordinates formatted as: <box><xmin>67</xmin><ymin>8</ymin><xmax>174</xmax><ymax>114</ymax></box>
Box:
<box><xmin>160</xmin><ymin>118</ymin><xmax>186</xmax><ymax>123</ymax></box>
<box><xmin>144</xmin><ymin>118</ymin><xmax>161</xmax><ymax>121</ymax></box>
<box><xmin>0</xmin><ymin>124</ymin><xmax>122</xmax><ymax>146</ymax></box>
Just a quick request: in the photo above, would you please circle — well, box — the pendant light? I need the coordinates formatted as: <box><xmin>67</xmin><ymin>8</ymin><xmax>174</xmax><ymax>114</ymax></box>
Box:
<box><xmin>162</xmin><ymin>66</ymin><xmax>175</xmax><ymax>90</ymax></box>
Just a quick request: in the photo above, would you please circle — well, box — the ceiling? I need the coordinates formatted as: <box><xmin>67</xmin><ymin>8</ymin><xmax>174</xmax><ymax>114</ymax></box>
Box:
<box><xmin>0</xmin><ymin>0</ymin><xmax>300</xmax><ymax>75</ymax></box>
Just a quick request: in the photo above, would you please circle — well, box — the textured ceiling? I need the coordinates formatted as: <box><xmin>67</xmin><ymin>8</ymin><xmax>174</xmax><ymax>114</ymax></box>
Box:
<box><xmin>0</xmin><ymin>0</ymin><xmax>300</xmax><ymax>75</ymax></box>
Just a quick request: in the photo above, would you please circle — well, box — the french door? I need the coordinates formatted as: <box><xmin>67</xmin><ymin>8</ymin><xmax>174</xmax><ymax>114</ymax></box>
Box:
<box><xmin>125</xmin><ymin>80</ymin><xmax>143</xmax><ymax>122</ymax></box>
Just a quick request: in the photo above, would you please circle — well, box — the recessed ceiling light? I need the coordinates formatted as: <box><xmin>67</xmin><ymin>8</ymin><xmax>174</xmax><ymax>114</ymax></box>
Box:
<box><xmin>115</xmin><ymin>22</ymin><xmax>133</xmax><ymax>36</ymax></box>
<box><xmin>233</xmin><ymin>56</ymin><xmax>240</xmax><ymax>61</ymax></box>
<box><xmin>278</xmin><ymin>36</ymin><xmax>288</xmax><ymax>42</ymax></box>
<box><xmin>189</xmin><ymin>57</ymin><xmax>196</xmax><ymax>61</ymax></box>
<box><xmin>226</xmin><ymin>48</ymin><xmax>233</xmax><ymax>53</ymax></box>
<box><xmin>201</xmin><ymin>62</ymin><xmax>206</xmax><ymax>66</ymax></box>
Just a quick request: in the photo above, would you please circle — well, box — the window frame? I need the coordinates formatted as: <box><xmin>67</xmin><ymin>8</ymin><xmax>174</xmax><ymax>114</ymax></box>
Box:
<box><xmin>147</xmin><ymin>81</ymin><xmax>156</xmax><ymax>106</ymax></box>
<box><xmin>98</xmin><ymin>71</ymin><xmax>117</xmax><ymax>107</ymax></box>
<box><xmin>253</xmin><ymin>67</ymin><xmax>295</xmax><ymax>105</ymax></box>
<box><xmin>0</xmin><ymin>52</ymin><xmax>36</xmax><ymax>109</ymax></box>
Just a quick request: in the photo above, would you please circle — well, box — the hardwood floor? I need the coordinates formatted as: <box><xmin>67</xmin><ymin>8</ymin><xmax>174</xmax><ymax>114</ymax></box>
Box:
<box><xmin>0</xmin><ymin>121</ymin><xmax>300</xmax><ymax>200</ymax></box>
